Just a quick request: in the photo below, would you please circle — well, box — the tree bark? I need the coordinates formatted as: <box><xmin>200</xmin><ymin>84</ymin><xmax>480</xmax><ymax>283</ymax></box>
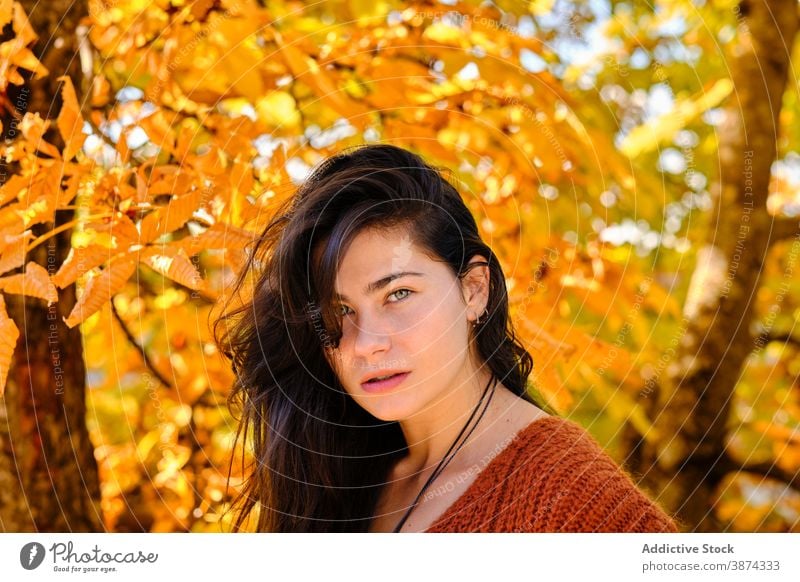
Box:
<box><xmin>621</xmin><ymin>0</ymin><xmax>800</xmax><ymax>532</ymax></box>
<box><xmin>0</xmin><ymin>0</ymin><xmax>103</xmax><ymax>531</ymax></box>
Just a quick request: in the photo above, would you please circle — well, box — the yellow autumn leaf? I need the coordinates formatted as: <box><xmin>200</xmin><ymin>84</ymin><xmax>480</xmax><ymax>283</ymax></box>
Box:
<box><xmin>19</xmin><ymin>112</ymin><xmax>60</xmax><ymax>158</ymax></box>
<box><xmin>138</xmin><ymin>190</ymin><xmax>203</xmax><ymax>243</ymax></box>
<box><xmin>348</xmin><ymin>0</ymin><xmax>392</xmax><ymax>26</ymax></box>
<box><xmin>0</xmin><ymin>230</ymin><xmax>32</xmax><ymax>276</ymax></box>
<box><xmin>137</xmin><ymin>110</ymin><xmax>176</xmax><ymax>153</ymax></box>
<box><xmin>0</xmin><ymin>0</ymin><xmax>12</xmax><ymax>30</ymax></box>
<box><xmin>57</xmin><ymin>75</ymin><xmax>86</xmax><ymax>160</ymax></box>
<box><xmin>20</xmin><ymin>198</ymin><xmax>50</xmax><ymax>227</ymax></box>
<box><xmin>73</xmin><ymin>229</ymin><xmax>114</xmax><ymax>249</ymax></box>
<box><xmin>256</xmin><ymin>91</ymin><xmax>301</xmax><ymax>128</ymax></box>
<box><xmin>141</xmin><ymin>249</ymin><xmax>205</xmax><ymax>291</ymax></box>
<box><xmin>0</xmin><ymin>261</ymin><xmax>57</xmax><ymax>304</ymax></box>
<box><xmin>275</xmin><ymin>31</ymin><xmax>370</xmax><ymax>129</ymax></box>
<box><xmin>171</xmin><ymin>222</ymin><xmax>254</xmax><ymax>257</ymax></box>
<box><xmin>52</xmin><ymin>244</ymin><xmax>114</xmax><ymax>289</ymax></box>
<box><xmin>6</xmin><ymin>42</ymin><xmax>47</xmax><ymax>80</ymax></box>
<box><xmin>529</xmin><ymin>0</ymin><xmax>555</xmax><ymax>15</ymax></box>
<box><xmin>64</xmin><ymin>256</ymin><xmax>137</xmax><ymax>328</ymax></box>
<box><xmin>224</xmin><ymin>46</ymin><xmax>266</xmax><ymax>103</ymax></box>
<box><xmin>0</xmin><ymin>293</ymin><xmax>19</xmax><ymax>397</ymax></box>
<box><xmin>11</xmin><ymin>1</ymin><xmax>37</xmax><ymax>45</ymax></box>
<box><xmin>0</xmin><ymin>174</ymin><xmax>28</xmax><ymax>207</ymax></box>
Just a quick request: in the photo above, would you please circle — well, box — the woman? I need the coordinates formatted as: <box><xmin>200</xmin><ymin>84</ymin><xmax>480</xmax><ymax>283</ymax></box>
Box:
<box><xmin>215</xmin><ymin>144</ymin><xmax>679</xmax><ymax>533</ymax></box>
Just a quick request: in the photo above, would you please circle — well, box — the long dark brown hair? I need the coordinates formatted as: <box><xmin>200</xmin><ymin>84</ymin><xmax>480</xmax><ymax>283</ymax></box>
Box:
<box><xmin>214</xmin><ymin>144</ymin><xmax>554</xmax><ymax>532</ymax></box>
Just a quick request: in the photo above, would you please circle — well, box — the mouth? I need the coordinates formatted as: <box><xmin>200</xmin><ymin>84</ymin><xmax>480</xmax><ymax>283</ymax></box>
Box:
<box><xmin>360</xmin><ymin>371</ymin><xmax>410</xmax><ymax>393</ymax></box>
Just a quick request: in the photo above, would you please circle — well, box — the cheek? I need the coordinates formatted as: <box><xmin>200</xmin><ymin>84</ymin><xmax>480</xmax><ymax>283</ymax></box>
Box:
<box><xmin>404</xmin><ymin>300</ymin><xmax>470</xmax><ymax>363</ymax></box>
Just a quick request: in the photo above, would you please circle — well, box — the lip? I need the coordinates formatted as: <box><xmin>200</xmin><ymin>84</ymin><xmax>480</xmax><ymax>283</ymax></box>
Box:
<box><xmin>360</xmin><ymin>371</ymin><xmax>410</xmax><ymax>393</ymax></box>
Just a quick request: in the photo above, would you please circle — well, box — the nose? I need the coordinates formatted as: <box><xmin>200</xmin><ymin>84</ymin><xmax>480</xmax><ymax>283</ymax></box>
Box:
<box><xmin>351</xmin><ymin>312</ymin><xmax>392</xmax><ymax>359</ymax></box>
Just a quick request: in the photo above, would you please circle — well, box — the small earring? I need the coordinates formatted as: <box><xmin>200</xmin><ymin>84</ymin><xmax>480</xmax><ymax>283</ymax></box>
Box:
<box><xmin>473</xmin><ymin>307</ymin><xmax>488</xmax><ymax>326</ymax></box>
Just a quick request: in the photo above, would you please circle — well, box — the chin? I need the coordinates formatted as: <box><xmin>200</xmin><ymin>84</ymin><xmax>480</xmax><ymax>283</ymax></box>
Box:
<box><xmin>354</xmin><ymin>393</ymin><xmax>420</xmax><ymax>423</ymax></box>
<box><xmin>366</xmin><ymin>409</ymin><xmax>403</xmax><ymax>422</ymax></box>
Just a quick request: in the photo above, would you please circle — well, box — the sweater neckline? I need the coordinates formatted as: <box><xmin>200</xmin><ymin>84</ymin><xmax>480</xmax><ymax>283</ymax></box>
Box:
<box><xmin>422</xmin><ymin>414</ymin><xmax>561</xmax><ymax>532</ymax></box>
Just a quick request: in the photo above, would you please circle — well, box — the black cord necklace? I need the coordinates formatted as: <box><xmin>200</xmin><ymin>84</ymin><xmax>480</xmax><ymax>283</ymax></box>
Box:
<box><xmin>390</xmin><ymin>375</ymin><xmax>498</xmax><ymax>532</ymax></box>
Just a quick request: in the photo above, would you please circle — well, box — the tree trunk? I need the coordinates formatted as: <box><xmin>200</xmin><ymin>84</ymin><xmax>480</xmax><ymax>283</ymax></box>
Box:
<box><xmin>0</xmin><ymin>0</ymin><xmax>103</xmax><ymax>531</ymax></box>
<box><xmin>621</xmin><ymin>0</ymin><xmax>800</xmax><ymax>532</ymax></box>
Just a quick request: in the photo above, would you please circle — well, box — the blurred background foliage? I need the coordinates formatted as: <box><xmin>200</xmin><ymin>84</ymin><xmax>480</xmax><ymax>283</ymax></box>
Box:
<box><xmin>0</xmin><ymin>0</ymin><xmax>799</xmax><ymax>532</ymax></box>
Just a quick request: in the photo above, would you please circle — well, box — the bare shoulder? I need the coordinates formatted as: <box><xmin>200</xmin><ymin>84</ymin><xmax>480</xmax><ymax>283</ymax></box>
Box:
<box><xmin>493</xmin><ymin>384</ymin><xmax>552</xmax><ymax>433</ymax></box>
<box><xmin>452</xmin><ymin>385</ymin><xmax>552</xmax><ymax>470</ymax></box>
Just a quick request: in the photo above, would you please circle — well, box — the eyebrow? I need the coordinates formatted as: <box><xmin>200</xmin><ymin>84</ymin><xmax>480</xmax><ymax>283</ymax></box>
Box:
<box><xmin>334</xmin><ymin>271</ymin><xmax>424</xmax><ymax>302</ymax></box>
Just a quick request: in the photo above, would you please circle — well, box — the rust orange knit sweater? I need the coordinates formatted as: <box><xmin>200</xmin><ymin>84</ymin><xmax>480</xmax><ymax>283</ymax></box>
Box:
<box><xmin>424</xmin><ymin>415</ymin><xmax>680</xmax><ymax>533</ymax></box>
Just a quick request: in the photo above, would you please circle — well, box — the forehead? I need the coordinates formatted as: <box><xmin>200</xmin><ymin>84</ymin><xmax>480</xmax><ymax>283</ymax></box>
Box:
<box><xmin>331</xmin><ymin>225</ymin><xmax>448</xmax><ymax>297</ymax></box>
<box><xmin>336</xmin><ymin>225</ymin><xmax>421</xmax><ymax>275</ymax></box>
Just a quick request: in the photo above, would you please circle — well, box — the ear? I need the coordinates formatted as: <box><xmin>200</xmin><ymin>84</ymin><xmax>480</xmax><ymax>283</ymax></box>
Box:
<box><xmin>461</xmin><ymin>254</ymin><xmax>490</xmax><ymax>323</ymax></box>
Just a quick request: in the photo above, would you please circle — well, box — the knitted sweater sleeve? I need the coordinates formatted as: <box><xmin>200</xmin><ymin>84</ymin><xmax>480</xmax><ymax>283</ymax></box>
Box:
<box><xmin>537</xmin><ymin>420</ymin><xmax>679</xmax><ymax>533</ymax></box>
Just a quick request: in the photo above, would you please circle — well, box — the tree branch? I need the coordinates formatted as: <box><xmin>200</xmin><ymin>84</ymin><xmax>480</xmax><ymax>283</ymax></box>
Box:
<box><xmin>768</xmin><ymin>216</ymin><xmax>800</xmax><ymax>247</ymax></box>
<box><xmin>722</xmin><ymin>452</ymin><xmax>800</xmax><ymax>494</ymax></box>
<box><xmin>110</xmin><ymin>296</ymin><xmax>174</xmax><ymax>389</ymax></box>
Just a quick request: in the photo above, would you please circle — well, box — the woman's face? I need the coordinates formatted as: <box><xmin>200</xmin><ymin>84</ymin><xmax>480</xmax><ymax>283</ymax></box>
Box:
<box><xmin>322</xmin><ymin>225</ymin><xmax>488</xmax><ymax>422</ymax></box>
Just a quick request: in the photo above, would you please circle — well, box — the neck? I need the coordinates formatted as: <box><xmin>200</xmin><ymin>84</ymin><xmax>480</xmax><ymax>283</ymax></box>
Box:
<box><xmin>393</xmin><ymin>368</ymin><xmax>497</xmax><ymax>480</ymax></box>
